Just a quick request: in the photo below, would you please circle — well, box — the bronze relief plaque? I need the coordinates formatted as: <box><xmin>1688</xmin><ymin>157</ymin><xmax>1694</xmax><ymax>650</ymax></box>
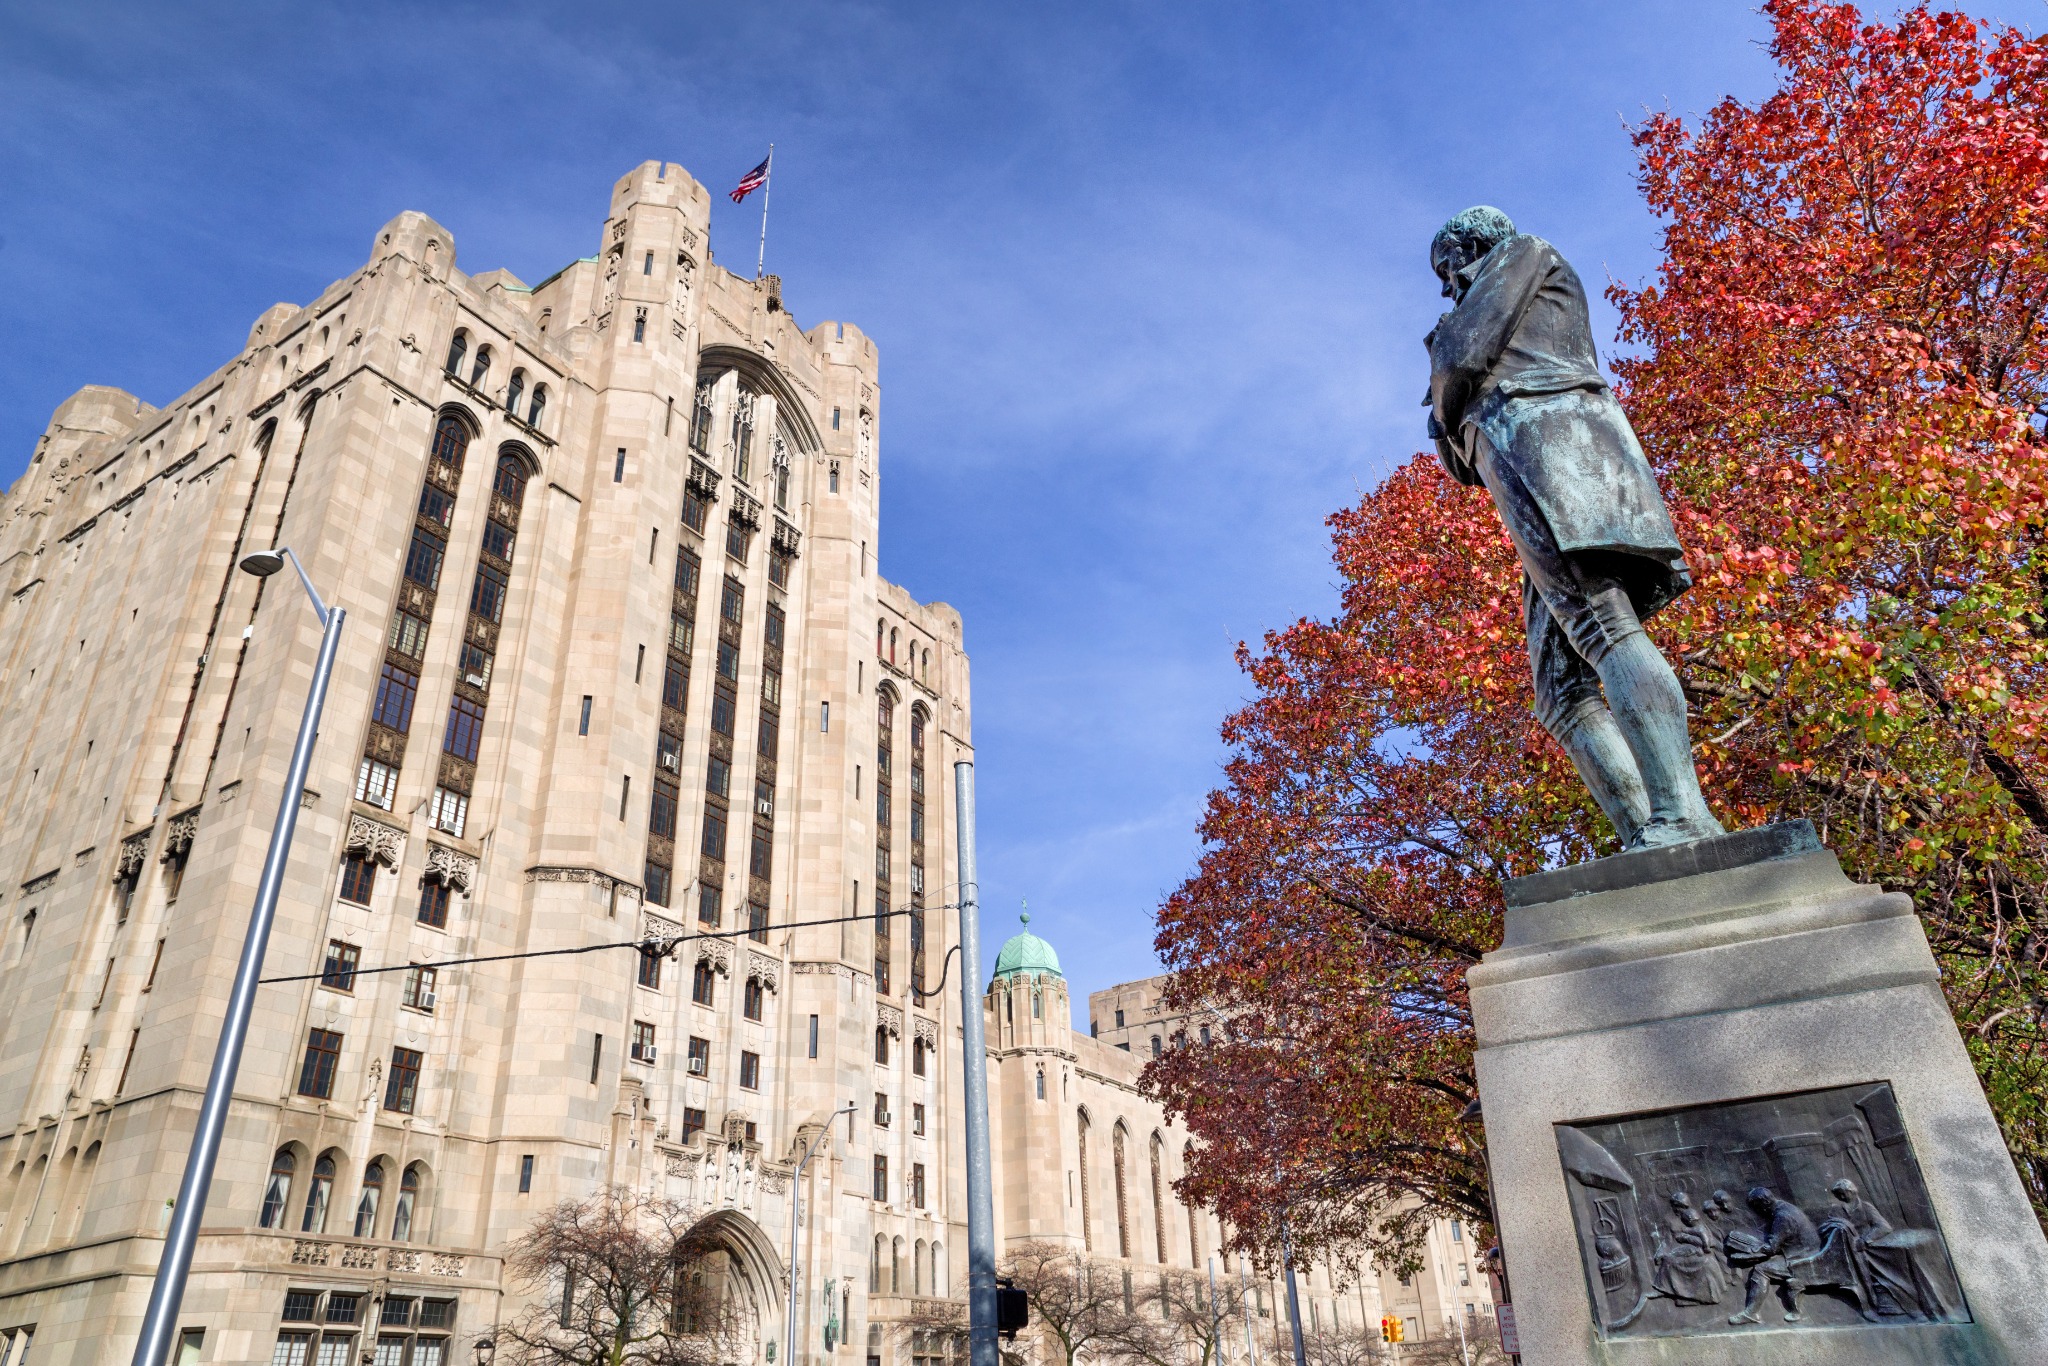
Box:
<box><xmin>1555</xmin><ymin>1083</ymin><xmax>1967</xmax><ymax>1338</ymax></box>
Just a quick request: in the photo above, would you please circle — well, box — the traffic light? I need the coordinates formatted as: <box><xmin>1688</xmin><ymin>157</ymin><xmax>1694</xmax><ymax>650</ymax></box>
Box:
<box><xmin>1379</xmin><ymin>1317</ymin><xmax>1392</xmax><ymax>1343</ymax></box>
<box><xmin>996</xmin><ymin>1278</ymin><xmax>1029</xmax><ymax>1339</ymax></box>
<box><xmin>1390</xmin><ymin>1318</ymin><xmax>1405</xmax><ymax>1343</ymax></box>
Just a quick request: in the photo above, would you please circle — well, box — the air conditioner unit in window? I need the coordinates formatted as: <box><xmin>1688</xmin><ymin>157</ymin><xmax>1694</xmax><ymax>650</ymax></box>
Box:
<box><xmin>660</xmin><ymin>752</ymin><xmax>680</xmax><ymax>772</ymax></box>
<box><xmin>635</xmin><ymin>1045</ymin><xmax>658</xmax><ymax>1064</ymax></box>
<box><xmin>688</xmin><ymin>1056</ymin><xmax>706</xmax><ymax>1075</ymax></box>
<box><xmin>416</xmin><ymin>990</ymin><xmax>437</xmax><ymax>1012</ymax></box>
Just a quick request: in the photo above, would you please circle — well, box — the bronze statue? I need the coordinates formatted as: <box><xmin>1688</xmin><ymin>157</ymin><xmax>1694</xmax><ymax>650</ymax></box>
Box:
<box><xmin>1426</xmin><ymin>206</ymin><xmax>1723</xmax><ymax>849</ymax></box>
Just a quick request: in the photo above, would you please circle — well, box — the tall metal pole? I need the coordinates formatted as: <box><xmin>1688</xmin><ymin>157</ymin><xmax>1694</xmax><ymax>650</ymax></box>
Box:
<box><xmin>1278</xmin><ymin>1210</ymin><xmax>1308</xmax><ymax>1366</ymax></box>
<box><xmin>954</xmin><ymin>761</ymin><xmax>996</xmax><ymax>1366</ymax></box>
<box><xmin>132</xmin><ymin>566</ymin><xmax>343</xmax><ymax>1366</ymax></box>
<box><xmin>755</xmin><ymin>143</ymin><xmax>775</xmax><ymax>280</ymax></box>
<box><xmin>787</xmin><ymin>1106</ymin><xmax>856</xmax><ymax>1366</ymax></box>
<box><xmin>1207</xmin><ymin>1259</ymin><xmax>1224</xmax><ymax>1366</ymax></box>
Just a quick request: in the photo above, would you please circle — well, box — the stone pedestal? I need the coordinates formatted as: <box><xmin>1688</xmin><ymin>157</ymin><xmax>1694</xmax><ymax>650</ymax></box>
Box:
<box><xmin>1469</xmin><ymin>821</ymin><xmax>2048</xmax><ymax>1364</ymax></box>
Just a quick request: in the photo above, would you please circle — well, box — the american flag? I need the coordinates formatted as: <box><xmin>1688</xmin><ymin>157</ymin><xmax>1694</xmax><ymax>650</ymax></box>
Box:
<box><xmin>730</xmin><ymin>153</ymin><xmax>771</xmax><ymax>203</ymax></box>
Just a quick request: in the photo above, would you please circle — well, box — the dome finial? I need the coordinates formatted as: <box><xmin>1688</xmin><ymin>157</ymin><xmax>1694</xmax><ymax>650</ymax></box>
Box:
<box><xmin>1020</xmin><ymin>897</ymin><xmax>1029</xmax><ymax>927</ymax></box>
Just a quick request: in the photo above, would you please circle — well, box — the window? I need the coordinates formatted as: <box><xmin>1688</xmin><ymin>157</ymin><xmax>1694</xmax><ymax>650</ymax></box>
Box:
<box><xmin>706</xmin><ymin>754</ymin><xmax>731</xmax><ymax>798</ymax></box>
<box><xmin>615</xmin><ymin>448</ymin><xmax>627</xmax><ymax>482</ymax></box>
<box><xmin>372</xmin><ymin>664</ymin><xmax>419</xmax><ymax>732</ymax></box>
<box><xmin>912</xmin><ymin>1039</ymin><xmax>927</xmax><ymax>1077</ymax></box>
<box><xmin>821</xmin><ymin>700</ymin><xmax>829</xmax><ymax>732</ymax></box>
<box><xmin>175</xmin><ymin>1329</ymin><xmax>204</xmax><ymax>1366</ymax></box>
<box><xmin>298</xmin><ymin>1030</ymin><xmax>342</xmax><ymax>1098</ymax></box>
<box><xmin>743</xmin><ymin>977</ymin><xmax>765</xmax><ymax>1020</ymax></box>
<box><xmin>418</xmin><ymin>880</ymin><xmax>452</xmax><ymax>928</ymax></box>
<box><xmin>748</xmin><ymin>901</ymin><xmax>768</xmax><ymax>943</ymax></box>
<box><xmin>913</xmin><ymin>1102</ymin><xmax>926</xmax><ymax>1136</ymax></box>
<box><xmin>872</xmin><ymin>1155</ymin><xmax>888</xmax><ymax>1202</ymax></box>
<box><xmin>769</xmin><ymin>551</ymin><xmax>790</xmax><ymax>588</ymax></box>
<box><xmin>687</xmin><ymin>1036</ymin><xmax>711</xmax><ymax>1075</ymax></box>
<box><xmin>356</xmin><ymin>757</ymin><xmax>398</xmax><ymax>809</ymax></box>
<box><xmin>911</xmin><ymin>1163</ymin><xmax>926</xmax><ymax>1209</ymax></box>
<box><xmin>578</xmin><ymin>695</ymin><xmax>593</xmax><ymax>736</ymax></box>
<box><xmin>260</xmin><ymin>1149</ymin><xmax>295</xmax><ymax>1228</ymax></box>
<box><xmin>402</xmin><ymin>964</ymin><xmax>437</xmax><ymax>1011</ymax></box>
<box><xmin>632</xmin><ymin>1021</ymin><xmax>657</xmax><ymax>1063</ymax></box>
<box><xmin>418</xmin><ymin>484</ymin><xmax>454</xmax><ymax>528</ymax></box>
<box><xmin>428</xmin><ymin>787</ymin><xmax>468</xmax><ymax>838</ymax></box>
<box><xmin>1036</xmin><ymin>1067</ymin><xmax>1046</xmax><ymax>1100</ymax></box>
<box><xmin>459</xmin><ymin>642</ymin><xmax>494</xmax><ymax>691</ymax></box>
<box><xmin>506</xmin><ymin>369</ymin><xmax>525</xmax><ymax>417</ymax></box>
<box><xmin>662</xmin><ymin>658</ymin><xmax>688</xmax><ymax>712</ymax></box>
<box><xmin>829</xmin><ymin>464</ymin><xmax>839</xmax><ymax>493</ymax></box>
<box><xmin>403</xmin><ymin>530</ymin><xmax>445</xmax><ymax>590</ymax></box>
<box><xmin>875</xmin><ymin>1092</ymin><xmax>891</xmax><ymax>1128</ymax></box>
<box><xmin>716</xmin><ymin>639</ymin><xmax>740</xmax><ymax>680</ymax></box>
<box><xmin>495</xmin><ymin>453</ymin><xmax>530</xmax><ymax>503</ymax></box>
<box><xmin>645</xmin><ymin>861</ymin><xmax>672</xmax><ymax>908</ymax></box>
<box><xmin>589</xmin><ymin>1034</ymin><xmax>604</xmax><ymax>1084</ymax></box>
<box><xmin>669</xmin><ymin>610</ymin><xmax>694</xmax><ymax>654</ymax></box>
<box><xmin>638</xmin><ymin>945</ymin><xmax>663</xmax><ymax>989</ymax></box>
<box><xmin>482</xmin><ymin>519</ymin><xmax>515</xmax><ymax>562</ymax></box>
<box><xmin>392</xmin><ymin>1165</ymin><xmax>422</xmax><ymax>1242</ymax></box>
<box><xmin>384</xmin><ymin>1048</ymin><xmax>422</xmax><ymax>1113</ymax></box>
<box><xmin>874</xmin><ymin>1027</ymin><xmax>890</xmax><ymax>1065</ymax></box>
<box><xmin>339</xmin><ymin>852</ymin><xmax>377</xmax><ymax>905</ymax></box>
<box><xmin>302</xmin><ymin>1154</ymin><xmax>336</xmax><ymax>1232</ymax></box>
<box><xmin>633</xmin><ymin>314</ymin><xmax>646</xmax><ymax>343</ymax></box>
<box><xmin>682</xmin><ymin>1107</ymin><xmax>707</xmax><ymax>1141</ymax></box>
<box><xmin>701</xmin><ymin>808</ymin><xmax>727</xmax><ymax>858</ymax></box>
<box><xmin>758</xmin><ymin>710</ymin><xmax>779</xmax><ymax>759</ymax></box>
<box><xmin>711</xmin><ymin>687</ymin><xmax>735</xmax><ymax>736</ymax></box>
<box><xmin>682</xmin><ymin>485</ymin><xmax>709</xmax><ymax>533</ymax></box>
<box><xmin>739</xmin><ymin>1050</ymin><xmax>760</xmax><ymax>1090</ymax></box>
<box><xmin>470</xmin><ymin>564</ymin><xmax>509</xmax><ymax>623</ymax></box>
<box><xmin>1115</xmin><ymin>1009</ymin><xmax>1125</xmax><ymax>1028</ymax></box>
<box><xmin>697</xmin><ymin>884</ymin><xmax>721</xmax><ymax>927</ymax></box>
<box><xmin>519</xmin><ymin>1155</ymin><xmax>535</xmax><ymax>1193</ymax></box>
<box><xmin>355</xmin><ymin>1162</ymin><xmax>385</xmax><ymax>1237</ymax></box>
<box><xmin>470</xmin><ymin>344</ymin><xmax>492</xmax><ymax>386</ymax></box>
<box><xmin>445</xmin><ymin>331</ymin><xmax>468</xmax><ymax>375</ymax></box>
<box><xmin>691</xmin><ymin>960</ymin><xmax>716</xmax><ymax>1006</ymax></box>
<box><xmin>431</xmin><ymin>413</ymin><xmax>469</xmax><ymax>473</ymax></box>
<box><xmin>321</xmin><ymin>940</ymin><xmax>359</xmax><ymax>992</ymax></box>
<box><xmin>749</xmin><ymin>823</ymin><xmax>773</xmax><ymax>878</ymax></box>
<box><xmin>1151</xmin><ymin>1036</ymin><xmax>1162</xmax><ymax>1058</ymax></box>
<box><xmin>528</xmin><ymin>386</ymin><xmax>547</xmax><ymax>428</ymax></box>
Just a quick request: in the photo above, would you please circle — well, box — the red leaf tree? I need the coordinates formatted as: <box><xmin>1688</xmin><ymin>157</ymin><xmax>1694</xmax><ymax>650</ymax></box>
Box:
<box><xmin>1149</xmin><ymin>0</ymin><xmax>2048</xmax><ymax>1275</ymax></box>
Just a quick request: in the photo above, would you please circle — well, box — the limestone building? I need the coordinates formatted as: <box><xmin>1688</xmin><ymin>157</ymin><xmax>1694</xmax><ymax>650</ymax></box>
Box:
<box><xmin>0</xmin><ymin>160</ymin><xmax>1474</xmax><ymax>1366</ymax></box>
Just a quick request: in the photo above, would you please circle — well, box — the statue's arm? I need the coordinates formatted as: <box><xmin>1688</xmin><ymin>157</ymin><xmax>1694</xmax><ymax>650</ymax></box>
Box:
<box><xmin>1429</xmin><ymin>236</ymin><xmax>1545</xmax><ymax>430</ymax></box>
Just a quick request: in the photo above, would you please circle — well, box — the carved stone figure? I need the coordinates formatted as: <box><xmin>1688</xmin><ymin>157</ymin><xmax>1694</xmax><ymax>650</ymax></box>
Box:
<box><xmin>1425</xmin><ymin>206</ymin><xmax>1723</xmax><ymax>849</ymax></box>
<box><xmin>1651</xmin><ymin>1192</ymin><xmax>1729</xmax><ymax>1306</ymax></box>
<box><xmin>1725</xmin><ymin>1187</ymin><xmax>1822</xmax><ymax>1324</ymax></box>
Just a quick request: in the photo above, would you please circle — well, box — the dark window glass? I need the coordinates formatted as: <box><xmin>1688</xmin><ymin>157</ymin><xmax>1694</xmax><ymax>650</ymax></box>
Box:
<box><xmin>669</xmin><ymin>611</ymin><xmax>694</xmax><ymax>654</ymax></box>
<box><xmin>872</xmin><ymin>1155</ymin><xmax>888</xmax><ymax>1201</ymax></box>
<box><xmin>682</xmin><ymin>1107</ymin><xmax>707</xmax><ymax>1140</ymax></box>
<box><xmin>768</xmin><ymin>552</ymin><xmax>789</xmax><ymax>588</ymax></box>
<box><xmin>726</xmin><ymin>518</ymin><xmax>749</xmax><ymax>561</ymax></box>
<box><xmin>676</xmin><ymin>548</ymin><xmax>701</xmax><ymax>596</ymax></box>
<box><xmin>739</xmin><ymin>1051</ymin><xmax>760</xmax><ymax>1090</ymax></box>
<box><xmin>698</xmin><ymin>885</ymin><xmax>722</xmax><ymax>927</ymax></box>
<box><xmin>721</xmin><ymin>577</ymin><xmax>744</xmax><ymax>624</ymax></box>
<box><xmin>765</xmin><ymin>605</ymin><xmax>786</xmax><ymax>648</ymax></box>
<box><xmin>418</xmin><ymin>484</ymin><xmax>455</xmax><ymax>528</ymax></box>
<box><xmin>404</xmin><ymin>530</ymin><xmax>446</xmax><ymax>590</ymax></box>
<box><xmin>657</xmin><ymin>731</ymin><xmax>682</xmax><ymax>773</ymax></box>
<box><xmin>701</xmin><ymin>809</ymin><xmax>727</xmax><ymax>859</ymax></box>
<box><xmin>482</xmin><ymin>519</ymin><xmax>516</xmax><ymax>562</ymax></box>
<box><xmin>431</xmin><ymin>415</ymin><xmax>469</xmax><ymax>474</ymax></box>
<box><xmin>748</xmin><ymin>901</ymin><xmax>768</xmax><ymax>943</ymax></box>
<box><xmin>445</xmin><ymin>333</ymin><xmax>468</xmax><ymax>377</ymax></box>
<box><xmin>339</xmin><ymin>853</ymin><xmax>376</xmax><ymax>905</ymax></box>
<box><xmin>444</xmin><ymin>695</ymin><xmax>486</xmax><ymax>763</ymax></box>
<box><xmin>384</xmin><ymin>1047</ymin><xmax>422</xmax><ymax>1113</ymax></box>
<box><xmin>495</xmin><ymin>454</ymin><xmax>530</xmax><ymax>505</ymax></box>
<box><xmin>470</xmin><ymin>564</ymin><xmax>510</xmax><ymax>623</ymax></box>
<box><xmin>662</xmin><ymin>658</ymin><xmax>689</xmax><ymax>712</ymax></box>
<box><xmin>711</xmin><ymin>687</ymin><xmax>736</xmax><ymax>737</ymax></box>
<box><xmin>638</xmin><ymin>947</ymin><xmax>663</xmax><ymax>989</ymax></box>
<box><xmin>321</xmin><ymin>940</ymin><xmax>360</xmax><ymax>991</ymax></box>
<box><xmin>298</xmin><ymin>1028</ymin><xmax>343</xmax><ymax>1098</ymax></box>
<box><xmin>284</xmin><ymin>1290</ymin><xmax>321</xmax><ymax>1322</ymax></box>
<box><xmin>645</xmin><ymin>861</ymin><xmax>672</xmax><ymax>908</ymax></box>
<box><xmin>744</xmin><ymin>978</ymin><xmax>765</xmax><ymax>1021</ymax></box>
<box><xmin>707</xmin><ymin>755</ymin><xmax>730</xmax><ymax>798</ymax></box>
<box><xmin>758</xmin><ymin>710</ymin><xmax>779</xmax><ymax>760</ymax></box>
<box><xmin>717</xmin><ymin>639</ymin><xmax>740</xmax><ymax>680</ymax></box>
<box><xmin>681</xmin><ymin>488</ymin><xmax>709</xmax><ymax>533</ymax></box>
<box><xmin>750</xmin><ymin>823</ymin><xmax>773</xmax><ymax>879</ymax></box>
<box><xmin>372</xmin><ymin>663</ymin><xmax>419</xmax><ymax>732</ymax></box>
<box><xmin>388</xmin><ymin>610</ymin><xmax>430</xmax><ymax>659</ymax></box>
<box><xmin>649</xmin><ymin>778</ymin><xmax>679</xmax><ymax>839</ymax></box>
<box><xmin>419</xmin><ymin>1300</ymin><xmax>454</xmax><ymax>1329</ymax></box>
<box><xmin>691</xmin><ymin>961</ymin><xmax>716</xmax><ymax>1006</ymax></box>
<box><xmin>459</xmin><ymin>642</ymin><xmax>494</xmax><ymax>691</ymax></box>
<box><xmin>418</xmin><ymin>880</ymin><xmax>451</xmax><ymax>928</ymax></box>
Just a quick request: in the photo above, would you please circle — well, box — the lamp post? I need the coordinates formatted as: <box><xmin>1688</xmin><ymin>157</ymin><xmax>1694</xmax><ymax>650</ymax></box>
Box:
<box><xmin>130</xmin><ymin>548</ymin><xmax>344</xmax><ymax>1366</ymax></box>
<box><xmin>787</xmin><ymin>1104</ymin><xmax>859</xmax><ymax>1366</ymax></box>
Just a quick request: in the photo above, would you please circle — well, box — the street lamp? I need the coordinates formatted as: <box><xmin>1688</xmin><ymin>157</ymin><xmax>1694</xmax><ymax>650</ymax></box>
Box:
<box><xmin>131</xmin><ymin>547</ymin><xmax>345</xmax><ymax>1366</ymax></box>
<box><xmin>786</xmin><ymin>1104</ymin><xmax>859</xmax><ymax>1366</ymax></box>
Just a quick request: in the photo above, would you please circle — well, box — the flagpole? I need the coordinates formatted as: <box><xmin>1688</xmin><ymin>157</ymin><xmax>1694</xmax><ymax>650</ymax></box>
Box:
<box><xmin>756</xmin><ymin>143</ymin><xmax>774</xmax><ymax>280</ymax></box>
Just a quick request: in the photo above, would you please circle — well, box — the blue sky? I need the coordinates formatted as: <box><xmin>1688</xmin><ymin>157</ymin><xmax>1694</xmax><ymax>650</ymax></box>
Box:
<box><xmin>3</xmin><ymin>0</ymin><xmax>1888</xmax><ymax>1015</ymax></box>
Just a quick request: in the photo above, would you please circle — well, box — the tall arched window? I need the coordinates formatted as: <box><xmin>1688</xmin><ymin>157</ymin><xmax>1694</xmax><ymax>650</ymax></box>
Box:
<box><xmin>392</xmin><ymin>1163</ymin><xmax>423</xmax><ymax>1242</ymax></box>
<box><xmin>889</xmin><ymin>628</ymin><xmax>898</xmax><ymax>664</ymax></box>
<box><xmin>470</xmin><ymin>344</ymin><xmax>492</xmax><ymax>387</ymax></box>
<box><xmin>1113</xmin><ymin>1126</ymin><xmax>1131</xmax><ymax>1259</ymax></box>
<box><xmin>431</xmin><ymin>413</ymin><xmax>470</xmax><ymax>477</ymax></box>
<box><xmin>354</xmin><ymin>1160</ymin><xmax>385</xmax><ymax>1238</ymax></box>
<box><xmin>1185</xmin><ymin>1144</ymin><xmax>1201</xmax><ymax>1268</ymax></box>
<box><xmin>914</xmin><ymin>1239</ymin><xmax>927</xmax><ymax>1295</ymax></box>
<box><xmin>505</xmin><ymin>369</ymin><xmax>525</xmax><ymax>417</ymax></box>
<box><xmin>877</xmin><ymin>618</ymin><xmax>886</xmax><ymax>658</ymax></box>
<box><xmin>301</xmin><ymin>1153</ymin><xmax>336</xmax><ymax>1233</ymax></box>
<box><xmin>259</xmin><ymin>1148</ymin><xmax>294</xmax><ymax>1229</ymax></box>
<box><xmin>1077</xmin><ymin>1110</ymin><xmax>1093</xmax><ymax>1251</ymax></box>
<box><xmin>528</xmin><ymin>384</ymin><xmax>548</xmax><ymax>428</ymax></box>
<box><xmin>1150</xmin><ymin>1135</ymin><xmax>1168</xmax><ymax>1263</ymax></box>
<box><xmin>932</xmin><ymin>1242</ymin><xmax>946</xmax><ymax>1297</ymax></box>
<box><xmin>871</xmin><ymin>1234</ymin><xmax>885</xmax><ymax>1292</ymax></box>
<box><xmin>445</xmin><ymin>330</ymin><xmax>468</xmax><ymax>376</ymax></box>
<box><xmin>891</xmin><ymin>1235</ymin><xmax>904</xmax><ymax>1293</ymax></box>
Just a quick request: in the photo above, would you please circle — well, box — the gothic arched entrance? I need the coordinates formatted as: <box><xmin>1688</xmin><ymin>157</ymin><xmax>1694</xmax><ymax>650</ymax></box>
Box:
<box><xmin>683</xmin><ymin>1208</ymin><xmax>786</xmax><ymax>1366</ymax></box>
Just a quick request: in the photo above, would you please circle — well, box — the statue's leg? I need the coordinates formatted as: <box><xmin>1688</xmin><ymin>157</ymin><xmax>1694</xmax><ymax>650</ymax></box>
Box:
<box><xmin>1573</xmin><ymin>587</ymin><xmax>1724</xmax><ymax>847</ymax></box>
<box><xmin>1527</xmin><ymin>579</ymin><xmax>1649</xmax><ymax>844</ymax></box>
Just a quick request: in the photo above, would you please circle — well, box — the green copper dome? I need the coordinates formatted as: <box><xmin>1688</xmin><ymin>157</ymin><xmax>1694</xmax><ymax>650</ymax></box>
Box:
<box><xmin>992</xmin><ymin>911</ymin><xmax>1063</xmax><ymax>981</ymax></box>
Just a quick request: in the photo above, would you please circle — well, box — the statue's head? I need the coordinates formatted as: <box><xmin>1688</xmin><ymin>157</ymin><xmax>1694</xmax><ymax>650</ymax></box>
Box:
<box><xmin>1430</xmin><ymin>206</ymin><xmax>1516</xmax><ymax>302</ymax></box>
<box><xmin>1830</xmin><ymin>1179</ymin><xmax>1859</xmax><ymax>1203</ymax></box>
<box><xmin>1746</xmin><ymin>1186</ymin><xmax>1777</xmax><ymax>1214</ymax></box>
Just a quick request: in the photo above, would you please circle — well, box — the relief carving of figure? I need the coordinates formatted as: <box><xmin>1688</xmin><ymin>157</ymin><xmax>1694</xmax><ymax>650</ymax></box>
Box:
<box><xmin>1425</xmin><ymin>206</ymin><xmax>1724</xmax><ymax>849</ymax></box>
<box><xmin>1723</xmin><ymin>1188</ymin><xmax>1822</xmax><ymax>1325</ymax></box>
<box><xmin>1650</xmin><ymin>1192</ymin><xmax>1730</xmax><ymax>1306</ymax></box>
<box><xmin>1821</xmin><ymin>1178</ymin><xmax>1954</xmax><ymax>1321</ymax></box>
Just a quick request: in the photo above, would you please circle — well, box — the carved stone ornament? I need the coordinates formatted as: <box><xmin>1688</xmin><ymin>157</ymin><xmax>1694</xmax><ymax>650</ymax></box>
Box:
<box><xmin>1557</xmin><ymin>1082</ymin><xmax>1967</xmax><ymax>1339</ymax></box>
<box><xmin>746</xmin><ymin>951</ymin><xmax>781</xmax><ymax>993</ymax></box>
<box><xmin>162</xmin><ymin>808</ymin><xmax>201</xmax><ymax>859</ymax></box>
<box><xmin>760</xmin><ymin>1165</ymin><xmax>792</xmax><ymax>1195</ymax></box>
<box><xmin>291</xmin><ymin>1240</ymin><xmax>331</xmax><ymax>1266</ymax></box>
<box><xmin>430</xmin><ymin>1253</ymin><xmax>466</xmax><ymax>1277</ymax></box>
<box><xmin>687</xmin><ymin>458</ymin><xmax>722</xmax><ymax>503</ymax></box>
<box><xmin>772</xmin><ymin>517</ymin><xmax>802</xmax><ymax>559</ymax></box>
<box><xmin>644</xmin><ymin>911</ymin><xmax>684</xmax><ymax>943</ymax></box>
<box><xmin>388</xmin><ymin>1250</ymin><xmax>420</xmax><ymax>1273</ymax></box>
<box><xmin>340</xmin><ymin>1245</ymin><xmax>377</xmax><ymax>1269</ymax></box>
<box><xmin>424</xmin><ymin>842</ymin><xmax>477</xmax><ymax>892</ymax></box>
<box><xmin>666</xmin><ymin>1154</ymin><xmax>689</xmax><ymax>1178</ymax></box>
<box><xmin>913</xmin><ymin>1016</ymin><xmax>939</xmax><ymax>1052</ymax></box>
<box><xmin>878</xmin><ymin>1004</ymin><xmax>904</xmax><ymax>1039</ymax></box>
<box><xmin>698</xmin><ymin>939</ymin><xmax>734</xmax><ymax>976</ymax></box>
<box><xmin>116</xmin><ymin>838</ymin><xmax>149</xmax><ymax>880</ymax></box>
<box><xmin>729</xmin><ymin>488</ymin><xmax>762</xmax><ymax>533</ymax></box>
<box><xmin>345</xmin><ymin>813</ymin><xmax>407</xmax><ymax>869</ymax></box>
<box><xmin>733</xmin><ymin>389</ymin><xmax>757</xmax><ymax>430</ymax></box>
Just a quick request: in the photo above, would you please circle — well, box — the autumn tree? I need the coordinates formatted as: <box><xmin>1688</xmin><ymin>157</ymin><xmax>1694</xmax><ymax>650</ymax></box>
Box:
<box><xmin>499</xmin><ymin>1188</ymin><xmax>744</xmax><ymax>1366</ymax></box>
<box><xmin>1150</xmin><ymin>0</ymin><xmax>2048</xmax><ymax>1278</ymax></box>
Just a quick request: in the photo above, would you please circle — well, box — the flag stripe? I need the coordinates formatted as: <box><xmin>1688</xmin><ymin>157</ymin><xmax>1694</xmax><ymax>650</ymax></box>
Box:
<box><xmin>730</xmin><ymin>154</ymin><xmax>771</xmax><ymax>203</ymax></box>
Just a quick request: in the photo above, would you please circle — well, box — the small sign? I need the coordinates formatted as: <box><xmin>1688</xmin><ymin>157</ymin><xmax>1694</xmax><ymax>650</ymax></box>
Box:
<box><xmin>1496</xmin><ymin>1304</ymin><xmax>1519</xmax><ymax>1355</ymax></box>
